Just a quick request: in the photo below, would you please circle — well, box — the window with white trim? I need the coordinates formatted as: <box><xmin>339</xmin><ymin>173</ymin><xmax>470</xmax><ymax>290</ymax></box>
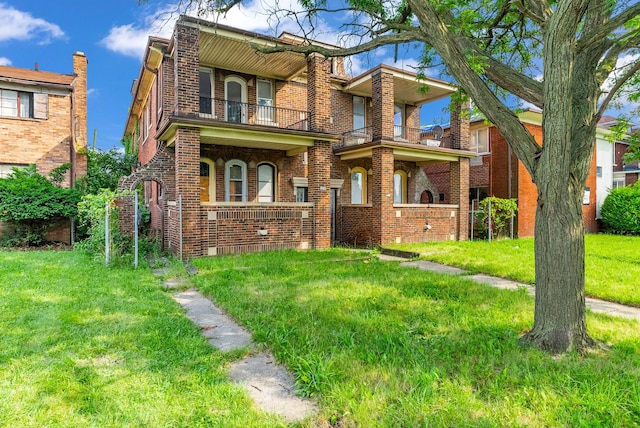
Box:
<box><xmin>199</xmin><ymin>69</ymin><xmax>213</xmax><ymax>115</ymax></box>
<box><xmin>471</xmin><ymin>128</ymin><xmax>490</xmax><ymax>154</ymax></box>
<box><xmin>393</xmin><ymin>170</ymin><xmax>407</xmax><ymax>204</ymax></box>
<box><xmin>0</xmin><ymin>163</ymin><xmax>28</xmax><ymax>178</ymax></box>
<box><xmin>257</xmin><ymin>79</ymin><xmax>274</xmax><ymax>123</ymax></box>
<box><xmin>351</xmin><ymin>167</ymin><xmax>367</xmax><ymax>204</ymax></box>
<box><xmin>353</xmin><ymin>96</ymin><xmax>365</xmax><ymax>130</ymax></box>
<box><xmin>257</xmin><ymin>163</ymin><xmax>276</xmax><ymax>202</ymax></box>
<box><xmin>225</xmin><ymin>160</ymin><xmax>247</xmax><ymax>201</ymax></box>
<box><xmin>1</xmin><ymin>89</ymin><xmax>31</xmax><ymax>118</ymax></box>
<box><xmin>613</xmin><ymin>177</ymin><xmax>626</xmax><ymax>189</ymax></box>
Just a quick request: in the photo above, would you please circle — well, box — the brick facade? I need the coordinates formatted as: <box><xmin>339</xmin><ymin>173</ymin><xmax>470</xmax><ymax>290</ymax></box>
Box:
<box><xmin>120</xmin><ymin>17</ymin><xmax>471</xmax><ymax>257</ymax></box>
<box><xmin>0</xmin><ymin>52</ymin><xmax>88</xmax><ymax>244</ymax></box>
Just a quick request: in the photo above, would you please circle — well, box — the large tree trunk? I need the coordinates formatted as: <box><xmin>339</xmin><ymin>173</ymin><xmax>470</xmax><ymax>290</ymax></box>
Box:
<box><xmin>522</xmin><ymin>171</ymin><xmax>597</xmax><ymax>353</ymax></box>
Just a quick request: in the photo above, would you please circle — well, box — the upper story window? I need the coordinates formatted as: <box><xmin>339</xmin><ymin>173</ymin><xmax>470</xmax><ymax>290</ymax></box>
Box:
<box><xmin>353</xmin><ymin>96</ymin><xmax>365</xmax><ymax>130</ymax></box>
<box><xmin>257</xmin><ymin>163</ymin><xmax>276</xmax><ymax>202</ymax></box>
<box><xmin>394</xmin><ymin>103</ymin><xmax>405</xmax><ymax>138</ymax></box>
<box><xmin>1</xmin><ymin>90</ymin><xmax>31</xmax><ymax>118</ymax></box>
<box><xmin>256</xmin><ymin>79</ymin><xmax>274</xmax><ymax>123</ymax></box>
<box><xmin>225</xmin><ymin>160</ymin><xmax>247</xmax><ymax>202</ymax></box>
<box><xmin>471</xmin><ymin>128</ymin><xmax>490</xmax><ymax>154</ymax></box>
<box><xmin>351</xmin><ymin>167</ymin><xmax>367</xmax><ymax>204</ymax></box>
<box><xmin>199</xmin><ymin>69</ymin><xmax>213</xmax><ymax>115</ymax></box>
<box><xmin>225</xmin><ymin>76</ymin><xmax>247</xmax><ymax>123</ymax></box>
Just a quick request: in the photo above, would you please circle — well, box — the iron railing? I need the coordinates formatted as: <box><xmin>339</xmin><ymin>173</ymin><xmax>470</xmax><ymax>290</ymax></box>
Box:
<box><xmin>340</xmin><ymin>126</ymin><xmax>443</xmax><ymax>147</ymax></box>
<box><xmin>199</xmin><ymin>97</ymin><xmax>309</xmax><ymax>130</ymax></box>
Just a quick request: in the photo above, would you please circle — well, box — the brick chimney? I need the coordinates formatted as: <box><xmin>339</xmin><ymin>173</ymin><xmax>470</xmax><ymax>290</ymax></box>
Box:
<box><xmin>72</xmin><ymin>52</ymin><xmax>88</xmax><ymax>180</ymax></box>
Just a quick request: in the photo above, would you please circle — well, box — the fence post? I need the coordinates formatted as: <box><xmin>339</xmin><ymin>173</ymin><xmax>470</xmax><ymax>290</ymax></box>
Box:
<box><xmin>178</xmin><ymin>195</ymin><xmax>183</xmax><ymax>261</ymax></box>
<box><xmin>488</xmin><ymin>199</ymin><xmax>492</xmax><ymax>243</ymax></box>
<box><xmin>510</xmin><ymin>209</ymin><xmax>514</xmax><ymax>240</ymax></box>
<box><xmin>105</xmin><ymin>202</ymin><xmax>110</xmax><ymax>266</ymax></box>
<box><xmin>134</xmin><ymin>192</ymin><xmax>139</xmax><ymax>269</ymax></box>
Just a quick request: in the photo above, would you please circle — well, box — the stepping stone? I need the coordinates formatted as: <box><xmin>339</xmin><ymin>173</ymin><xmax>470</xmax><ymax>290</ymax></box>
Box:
<box><xmin>173</xmin><ymin>290</ymin><xmax>253</xmax><ymax>352</ymax></box>
<box><xmin>229</xmin><ymin>352</ymin><xmax>318</xmax><ymax>423</ymax></box>
<box><xmin>152</xmin><ymin>267</ymin><xmax>170</xmax><ymax>277</ymax></box>
<box><xmin>162</xmin><ymin>278</ymin><xmax>183</xmax><ymax>289</ymax></box>
<box><xmin>403</xmin><ymin>260</ymin><xmax>469</xmax><ymax>275</ymax></box>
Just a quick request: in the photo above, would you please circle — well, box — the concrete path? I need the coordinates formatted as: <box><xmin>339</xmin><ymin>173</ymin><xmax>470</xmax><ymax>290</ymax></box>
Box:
<box><xmin>153</xmin><ymin>271</ymin><xmax>317</xmax><ymax>424</ymax></box>
<box><xmin>382</xmin><ymin>255</ymin><xmax>640</xmax><ymax>322</ymax></box>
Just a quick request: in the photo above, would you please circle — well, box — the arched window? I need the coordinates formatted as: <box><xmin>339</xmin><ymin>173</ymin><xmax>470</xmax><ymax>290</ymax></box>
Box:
<box><xmin>200</xmin><ymin>158</ymin><xmax>215</xmax><ymax>202</ymax></box>
<box><xmin>351</xmin><ymin>167</ymin><xmax>367</xmax><ymax>204</ymax></box>
<box><xmin>257</xmin><ymin>163</ymin><xmax>276</xmax><ymax>202</ymax></box>
<box><xmin>225</xmin><ymin>160</ymin><xmax>247</xmax><ymax>202</ymax></box>
<box><xmin>420</xmin><ymin>190</ymin><xmax>434</xmax><ymax>204</ymax></box>
<box><xmin>224</xmin><ymin>76</ymin><xmax>247</xmax><ymax>123</ymax></box>
<box><xmin>393</xmin><ymin>170</ymin><xmax>407</xmax><ymax>204</ymax></box>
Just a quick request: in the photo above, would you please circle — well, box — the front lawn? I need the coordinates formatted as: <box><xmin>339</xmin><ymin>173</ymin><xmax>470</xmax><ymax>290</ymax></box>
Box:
<box><xmin>192</xmin><ymin>249</ymin><xmax>640</xmax><ymax>427</ymax></box>
<box><xmin>388</xmin><ymin>234</ymin><xmax>640</xmax><ymax>306</ymax></box>
<box><xmin>0</xmin><ymin>251</ymin><xmax>284</xmax><ymax>427</ymax></box>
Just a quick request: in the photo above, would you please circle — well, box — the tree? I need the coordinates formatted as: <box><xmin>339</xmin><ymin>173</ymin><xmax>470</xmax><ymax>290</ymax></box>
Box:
<box><xmin>75</xmin><ymin>148</ymin><xmax>138</xmax><ymax>195</ymax></box>
<box><xmin>151</xmin><ymin>0</ymin><xmax>640</xmax><ymax>353</ymax></box>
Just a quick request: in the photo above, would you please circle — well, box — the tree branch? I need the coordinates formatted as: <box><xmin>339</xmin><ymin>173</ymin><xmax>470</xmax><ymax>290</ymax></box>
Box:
<box><xmin>578</xmin><ymin>2</ymin><xmax>640</xmax><ymax>50</ymax></box>
<box><xmin>597</xmin><ymin>59</ymin><xmax>640</xmax><ymax>118</ymax></box>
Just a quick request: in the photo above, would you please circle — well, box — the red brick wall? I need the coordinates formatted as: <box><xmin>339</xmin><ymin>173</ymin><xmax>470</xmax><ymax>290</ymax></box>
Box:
<box><xmin>371</xmin><ymin>70</ymin><xmax>394</xmax><ymax>141</ymax></box>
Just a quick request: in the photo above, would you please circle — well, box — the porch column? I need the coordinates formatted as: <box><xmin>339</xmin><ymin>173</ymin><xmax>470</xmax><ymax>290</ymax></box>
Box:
<box><xmin>371</xmin><ymin>146</ymin><xmax>395</xmax><ymax>245</ymax></box>
<box><xmin>450</xmin><ymin>100</ymin><xmax>471</xmax><ymax>240</ymax></box>
<box><xmin>307</xmin><ymin>52</ymin><xmax>332</xmax><ymax>249</ymax></box>
<box><xmin>172</xmin><ymin>127</ymin><xmax>202</xmax><ymax>257</ymax></box>
<box><xmin>174</xmin><ymin>20</ymin><xmax>200</xmax><ymax>116</ymax></box>
<box><xmin>371</xmin><ymin>69</ymin><xmax>395</xmax><ymax>141</ymax></box>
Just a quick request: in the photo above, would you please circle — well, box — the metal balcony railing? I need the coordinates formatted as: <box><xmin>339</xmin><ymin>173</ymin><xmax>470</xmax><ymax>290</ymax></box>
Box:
<box><xmin>199</xmin><ymin>97</ymin><xmax>309</xmax><ymax>130</ymax></box>
<box><xmin>340</xmin><ymin>126</ymin><xmax>443</xmax><ymax>147</ymax></box>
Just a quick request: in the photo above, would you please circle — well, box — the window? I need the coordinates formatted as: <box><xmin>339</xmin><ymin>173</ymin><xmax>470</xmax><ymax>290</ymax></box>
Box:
<box><xmin>596</xmin><ymin>166</ymin><xmax>603</xmax><ymax>178</ymax></box>
<box><xmin>351</xmin><ymin>167</ymin><xmax>367</xmax><ymax>204</ymax></box>
<box><xmin>296</xmin><ymin>187</ymin><xmax>308</xmax><ymax>202</ymax></box>
<box><xmin>613</xmin><ymin>177</ymin><xmax>626</xmax><ymax>189</ymax></box>
<box><xmin>225</xmin><ymin>76</ymin><xmax>247</xmax><ymax>123</ymax></box>
<box><xmin>0</xmin><ymin>90</ymin><xmax>31</xmax><ymax>118</ymax></box>
<box><xmin>225</xmin><ymin>160</ymin><xmax>247</xmax><ymax>201</ymax></box>
<box><xmin>471</xmin><ymin>128</ymin><xmax>490</xmax><ymax>154</ymax></box>
<box><xmin>353</xmin><ymin>96</ymin><xmax>365</xmax><ymax>130</ymax></box>
<box><xmin>199</xmin><ymin>69</ymin><xmax>213</xmax><ymax>115</ymax></box>
<box><xmin>0</xmin><ymin>164</ymin><xmax>27</xmax><ymax>178</ymax></box>
<box><xmin>257</xmin><ymin>163</ymin><xmax>276</xmax><ymax>202</ymax></box>
<box><xmin>394</xmin><ymin>103</ymin><xmax>405</xmax><ymax>138</ymax></box>
<box><xmin>257</xmin><ymin>79</ymin><xmax>274</xmax><ymax>123</ymax></box>
<box><xmin>393</xmin><ymin>170</ymin><xmax>407</xmax><ymax>204</ymax></box>
<box><xmin>470</xmin><ymin>187</ymin><xmax>489</xmax><ymax>209</ymax></box>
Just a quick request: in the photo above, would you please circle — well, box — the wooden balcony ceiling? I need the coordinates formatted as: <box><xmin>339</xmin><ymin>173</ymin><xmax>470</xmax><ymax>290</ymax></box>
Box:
<box><xmin>198</xmin><ymin>29</ymin><xmax>308</xmax><ymax>81</ymax></box>
<box><xmin>343</xmin><ymin>65</ymin><xmax>456</xmax><ymax>105</ymax></box>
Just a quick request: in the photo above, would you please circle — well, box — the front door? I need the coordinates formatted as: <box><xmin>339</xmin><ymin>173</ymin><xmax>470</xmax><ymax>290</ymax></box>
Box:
<box><xmin>225</xmin><ymin>77</ymin><xmax>247</xmax><ymax>123</ymax></box>
<box><xmin>200</xmin><ymin>162</ymin><xmax>210</xmax><ymax>202</ymax></box>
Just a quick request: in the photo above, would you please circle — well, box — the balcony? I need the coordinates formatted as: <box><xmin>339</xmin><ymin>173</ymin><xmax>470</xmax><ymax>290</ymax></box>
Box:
<box><xmin>199</xmin><ymin>97</ymin><xmax>309</xmax><ymax>131</ymax></box>
<box><xmin>340</xmin><ymin>126</ymin><xmax>443</xmax><ymax>148</ymax></box>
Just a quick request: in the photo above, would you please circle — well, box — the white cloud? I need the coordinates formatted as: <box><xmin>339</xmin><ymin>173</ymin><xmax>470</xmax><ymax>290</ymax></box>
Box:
<box><xmin>0</xmin><ymin>3</ymin><xmax>65</xmax><ymax>44</ymax></box>
<box><xmin>0</xmin><ymin>57</ymin><xmax>11</xmax><ymax>66</ymax></box>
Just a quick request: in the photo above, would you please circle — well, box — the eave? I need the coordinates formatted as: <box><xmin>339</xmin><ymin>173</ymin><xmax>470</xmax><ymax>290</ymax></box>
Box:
<box><xmin>334</xmin><ymin>140</ymin><xmax>475</xmax><ymax>165</ymax></box>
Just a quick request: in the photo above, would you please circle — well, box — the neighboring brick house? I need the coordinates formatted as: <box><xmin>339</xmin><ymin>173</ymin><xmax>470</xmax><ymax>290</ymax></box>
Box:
<box><xmin>0</xmin><ymin>53</ymin><xmax>88</xmax><ymax>243</ymax></box>
<box><xmin>427</xmin><ymin>110</ymin><xmax>623</xmax><ymax>237</ymax></box>
<box><xmin>119</xmin><ymin>16</ymin><xmax>474</xmax><ymax>257</ymax></box>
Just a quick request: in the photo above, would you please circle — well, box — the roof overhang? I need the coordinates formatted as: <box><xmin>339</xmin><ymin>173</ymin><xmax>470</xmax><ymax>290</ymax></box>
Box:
<box><xmin>334</xmin><ymin>140</ymin><xmax>476</xmax><ymax>165</ymax></box>
<box><xmin>158</xmin><ymin>116</ymin><xmax>339</xmax><ymax>156</ymax></box>
<box><xmin>342</xmin><ymin>65</ymin><xmax>456</xmax><ymax>105</ymax></box>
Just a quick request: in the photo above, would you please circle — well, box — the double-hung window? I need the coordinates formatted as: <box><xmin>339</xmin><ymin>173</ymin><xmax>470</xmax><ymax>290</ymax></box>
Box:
<box><xmin>0</xmin><ymin>90</ymin><xmax>31</xmax><ymax>118</ymax></box>
<box><xmin>225</xmin><ymin>160</ymin><xmax>247</xmax><ymax>202</ymax></box>
<box><xmin>257</xmin><ymin>79</ymin><xmax>274</xmax><ymax>123</ymax></box>
<box><xmin>353</xmin><ymin>96</ymin><xmax>365</xmax><ymax>130</ymax></box>
<box><xmin>471</xmin><ymin>128</ymin><xmax>490</xmax><ymax>154</ymax></box>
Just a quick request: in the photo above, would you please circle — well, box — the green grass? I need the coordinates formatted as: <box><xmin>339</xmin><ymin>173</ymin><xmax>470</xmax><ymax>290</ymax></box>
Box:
<box><xmin>388</xmin><ymin>234</ymin><xmax>640</xmax><ymax>307</ymax></box>
<box><xmin>192</xmin><ymin>249</ymin><xmax>640</xmax><ymax>427</ymax></box>
<box><xmin>0</xmin><ymin>251</ymin><xmax>286</xmax><ymax>427</ymax></box>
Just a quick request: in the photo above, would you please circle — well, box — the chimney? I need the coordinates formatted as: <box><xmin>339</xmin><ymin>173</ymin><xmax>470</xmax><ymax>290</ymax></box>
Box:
<box><xmin>35</xmin><ymin>62</ymin><xmax>39</xmax><ymax>71</ymax></box>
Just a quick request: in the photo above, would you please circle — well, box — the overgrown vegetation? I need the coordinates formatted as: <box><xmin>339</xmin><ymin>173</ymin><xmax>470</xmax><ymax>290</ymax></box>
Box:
<box><xmin>191</xmin><ymin>249</ymin><xmax>640</xmax><ymax>426</ymax></box>
<box><xmin>0</xmin><ymin>165</ymin><xmax>80</xmax><ymax>246</ymax></box>
<box><xmin>601</xmin><ymin>182</ymin><xmax>640</xmax><ymax>235</ymax></box>
<box><xmin>75</xmin><ymin>148</ymin><xmax>137</xmax><ymax>195</ymax></box>
<box><xmin>475</xmin><ymin>196</ymin><xmax>518</xmax><ymax>239</ymax></box>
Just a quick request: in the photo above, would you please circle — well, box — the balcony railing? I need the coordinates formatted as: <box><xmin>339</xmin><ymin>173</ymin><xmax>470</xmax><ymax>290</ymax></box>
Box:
<box><xmin>199</xmin><ymin>97</ymin><xmax>309</xmax><ymax>131</ymax></box>
<box><xmin>340</xmin><ymin>126</ymin><xmax>443</xmax><ymax>147</ymax></box>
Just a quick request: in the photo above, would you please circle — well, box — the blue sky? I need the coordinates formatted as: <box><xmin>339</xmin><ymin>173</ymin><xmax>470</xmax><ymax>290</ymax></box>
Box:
<box><xmin>0</xmin><ymin>1</ymin><xmax>452</xmax><ymax>151</ymax></box>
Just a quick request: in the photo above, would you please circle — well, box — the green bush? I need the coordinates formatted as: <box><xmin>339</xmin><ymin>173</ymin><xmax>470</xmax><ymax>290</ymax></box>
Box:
<box><xmin>475</xmin><ymin>196</ymin><xmax>518</xmax><ymax>239</ymax></box>
<box><xmin>601</xmin><ymin>182</ymin><xmax>640</xmax><ymax>235</ymax></box>
<box><xmin>0</xmin><ymin>165</ymin><xmax>80</xmax><ymax>246</ymax></box>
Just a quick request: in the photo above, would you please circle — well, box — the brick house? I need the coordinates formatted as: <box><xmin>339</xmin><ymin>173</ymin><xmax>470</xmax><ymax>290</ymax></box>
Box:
<box><xmin>426</xmin><ymin>110</ymin><xmax>626</xmax><ymax>237</ymax></box>
<box><xmin>0</xmin><ymin>53</ymin><xmax>88</xmax><ymax>243</ymax></box>
<box><xmin>119</xmin><ymin>16</ymin><xmax>474</xmax><ymax>257</ymax></box>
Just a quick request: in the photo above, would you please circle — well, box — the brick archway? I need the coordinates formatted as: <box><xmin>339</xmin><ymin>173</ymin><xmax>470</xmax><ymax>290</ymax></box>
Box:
<box><xmin>117</xmin><ymin>144</ymin><xmax>175</xmax><ymax>244</ymax></box>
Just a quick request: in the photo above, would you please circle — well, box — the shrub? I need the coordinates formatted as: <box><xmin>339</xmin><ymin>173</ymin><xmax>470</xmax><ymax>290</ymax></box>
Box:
<box><xmin>475</xmin><ymin>197</ymin><xmax>518</xmax><ymax>239</ymax></box>
<box><xmin>0</xmin><ymin>165</ymin><xmax>80</xmax><ymax>246</ymax></box>
<box><xmin>601</xmin><ymin>182</ymin><xmax>640</xmax><ymax>235</ymax></box>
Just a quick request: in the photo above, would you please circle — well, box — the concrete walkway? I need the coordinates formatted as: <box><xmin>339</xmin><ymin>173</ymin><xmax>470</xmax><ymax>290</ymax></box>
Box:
<box><xmin>379</xmin><ymin>254</ymin><xmax>640</xmax><ymax>322</ymax></box>
<box><xmin>156</xmin><ymin>273</ymin><xmax>318</xmax><ymax>424</ymax></box>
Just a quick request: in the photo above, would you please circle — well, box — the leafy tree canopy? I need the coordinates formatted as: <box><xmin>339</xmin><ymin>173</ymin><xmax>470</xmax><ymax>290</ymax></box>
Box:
<box><xmin>75</xmin><ymin>148</ymin><xmax>137</xmax><ymax>195</ymax></box>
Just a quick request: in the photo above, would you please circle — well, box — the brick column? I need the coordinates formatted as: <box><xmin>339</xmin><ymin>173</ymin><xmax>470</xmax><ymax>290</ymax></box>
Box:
<box><xmin>307</xmin><ymin>53</ymin><xmax>331</xmax><ymax>132</ymax></box>
<box><xmin>173</xmin><ymin>127</ymin><xmax>202</xmax><ymax>257</ymax></box>
<box><xmin>450</xmin><ymin>100</ymin><xmax>471</xmax><ymax>240</ymax></box>
<box><xmin>307</xmin><ymin>52</ymin><xmax>332</xmax><ymax>249</ymax></box>
<box><xmin>371</xmin><ymin>146</ymin><xmax>395</xmax><ymax>245</ymax></box>
<box><xmin>72</xmin><ymin>52</ymin><xmax>88</xmax><ymax>184</ymax></box>
<box><xmin>371</xmin><ymin>69</ymin><xmax>395</xmax><ymax>141</ymax></box>
<box><xmin>174</xmin><ymin>22</ymin><xmax>199</xmax><ymax>117</ymax></box>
